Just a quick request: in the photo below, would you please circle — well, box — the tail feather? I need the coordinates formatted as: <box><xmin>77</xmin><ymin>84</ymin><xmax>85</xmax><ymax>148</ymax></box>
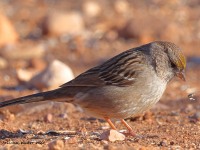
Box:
<box><xmin>0</xmin><ymin>88</ymin><xmax>67</xmax><ymax>108</ymax></box>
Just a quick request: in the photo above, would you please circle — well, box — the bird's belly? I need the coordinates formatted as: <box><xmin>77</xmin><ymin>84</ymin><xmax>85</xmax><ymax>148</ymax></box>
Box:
<box><xmin>74</xmin><ymin>80</ymin><xmax>167</xmax><ymax>119</ymax></box>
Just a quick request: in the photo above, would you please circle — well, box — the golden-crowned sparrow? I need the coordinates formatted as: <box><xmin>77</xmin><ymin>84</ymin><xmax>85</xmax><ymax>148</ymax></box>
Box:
<box><xmin>0</xmin><ymin>41</ymin><xmax>186</xmax><ymax>135</ymax></box>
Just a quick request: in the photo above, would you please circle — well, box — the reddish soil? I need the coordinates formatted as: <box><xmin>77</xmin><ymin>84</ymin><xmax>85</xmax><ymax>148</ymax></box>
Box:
<box><xmin>0</xmin><ymin>0</ymin><xmax>200</xmax><ymax>149</ymax></box>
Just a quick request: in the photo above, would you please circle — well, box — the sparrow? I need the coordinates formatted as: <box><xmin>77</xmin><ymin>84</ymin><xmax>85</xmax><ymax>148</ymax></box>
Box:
<box><xmin>0</xmin><ymin>41</ymin><xmax>186</xmax><ymax>135</ymax></box>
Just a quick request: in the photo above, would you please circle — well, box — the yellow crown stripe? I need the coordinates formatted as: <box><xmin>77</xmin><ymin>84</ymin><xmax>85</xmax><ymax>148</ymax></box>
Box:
<box><xmin>177</xmin><ymin>52</ymin><xmax>186</xmax><ymax>69</ymax></box>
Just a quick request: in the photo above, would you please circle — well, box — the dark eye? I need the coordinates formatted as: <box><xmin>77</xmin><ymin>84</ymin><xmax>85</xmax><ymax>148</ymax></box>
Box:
<box><xmin>171</xmin><ymin>62</ymin><xmax>177</xmax><ymax>69</ymax></box>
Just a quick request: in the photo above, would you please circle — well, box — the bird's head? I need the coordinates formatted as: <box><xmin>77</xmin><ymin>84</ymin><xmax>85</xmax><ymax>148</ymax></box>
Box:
<box><xmin>151</xmin><ymin>41</ymin><xmax>186</xmax><ymax>82</ymax></box>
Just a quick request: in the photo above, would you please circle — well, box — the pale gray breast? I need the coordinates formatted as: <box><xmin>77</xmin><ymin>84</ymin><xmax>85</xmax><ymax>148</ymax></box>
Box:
<box><xmin>73</xmin><ymin>67</ymin><xmax>167</xmax><ymax>119</ymax></box>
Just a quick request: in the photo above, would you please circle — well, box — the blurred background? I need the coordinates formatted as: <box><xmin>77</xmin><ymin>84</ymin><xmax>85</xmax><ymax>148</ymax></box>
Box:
<box><xmin>0</xmin><ymin>0</ymin><xmax>199</xmax><ymax>84</ymax></box>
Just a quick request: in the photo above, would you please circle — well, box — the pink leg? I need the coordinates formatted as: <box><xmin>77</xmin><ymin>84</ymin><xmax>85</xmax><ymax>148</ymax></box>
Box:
<box><xmin>121</xmin><ymin>119</ymin><xmax>135</xmax><ymax>136</ymax></box>
<box><xmin>104</xmin><ymin>117</ymin><xmax>117</xmax><ymax>130</ymax></box>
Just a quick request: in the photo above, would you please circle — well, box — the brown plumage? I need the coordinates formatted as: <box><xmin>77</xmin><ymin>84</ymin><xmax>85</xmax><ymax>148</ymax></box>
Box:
<box><xmin>0</xmin><ymin>41</ymin><xmax>186</xmax><ymax>135</ymax></box>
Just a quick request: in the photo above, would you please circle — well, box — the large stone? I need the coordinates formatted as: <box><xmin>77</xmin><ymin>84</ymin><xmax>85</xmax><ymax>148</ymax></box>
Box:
<box><xmin>83</xmin><ymin>1</ymin><xmax>101</xmax><ymax>17</ymax></box>
<box><xmin>0</xmin><ymin>13</ymin><xmax>18</xmax><ymax>47</ymax></box>
<box><xmin>43</xmin><ymin>11</ymin><xmax>85</xmax><ymax>36</ymax></box>
<box><xmin>28</xmin><ymin>60</ymin><xmax>74</xmax><ymax>90</ymax></box>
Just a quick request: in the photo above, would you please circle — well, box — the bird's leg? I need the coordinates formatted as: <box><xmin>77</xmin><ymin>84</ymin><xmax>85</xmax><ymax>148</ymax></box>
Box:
<box><xmin>121</xmin><ymin>119</ymin><xmax>135</xmax><ymax>136</ymax></box>
<box><xmin>104</xmin><ymin>117</ymin><xmax>117</xmax><ymax>130</ymax></box>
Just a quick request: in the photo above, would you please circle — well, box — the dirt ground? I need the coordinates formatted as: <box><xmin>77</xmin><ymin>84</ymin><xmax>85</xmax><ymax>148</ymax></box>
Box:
<box><xmin>0</xmin><ymin>0</ymin><xmax>200</xmax><ymax>149</ymax></box>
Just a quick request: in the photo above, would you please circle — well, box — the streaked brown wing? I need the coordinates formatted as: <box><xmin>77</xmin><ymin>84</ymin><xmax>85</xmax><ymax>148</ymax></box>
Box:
<box><xmin>60</xmin><ymin>67</ymin><xmax>105</xmax><ymax>87</ymax></box>
<box><xmin>61</xmin><ymin>49</ymin><xmax>146</xmax><ymax>87</ymax></box>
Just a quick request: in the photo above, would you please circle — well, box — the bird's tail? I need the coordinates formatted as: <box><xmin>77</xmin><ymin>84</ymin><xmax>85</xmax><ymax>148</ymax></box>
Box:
<box><xmin>0</xmin><ymin>88</ymin><xmax>69</xmax><ymax>108</ymax></box>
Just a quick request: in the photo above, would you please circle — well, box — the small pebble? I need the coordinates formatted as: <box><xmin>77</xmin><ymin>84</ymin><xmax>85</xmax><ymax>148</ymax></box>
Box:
<box><xmin>101</xmin><ymin>126</ymin><xmax>110</xmax><ymax>130</ymax></box>
<box><xmin>159</xmin><ymin>140</ymin><xmax>168</xmax><ymax>146</ymax></box>
<box><xmin>100</xmin><ymin>129</ymin><xmax>125</xmax><ymax>142</ymax></box>
<box><xmin>83</xmin><ymin>1</ymin><xmax>101</xmax><ymax>17</ymax></box>
<box><xmin>64</xmin><ymin>136</ymin><xmax>70</xmax><ymax>140</ymax></box>
<box><xmin>48</xmin><ymin>139</ymin><xmax>64</xmax><ymax>150</ymax></box>
<box><xmin>19</xmin><ymin>129</ymin><xmax>32</xmax><ymax>134</ymax></box>
<box><xmin>44</xmin><ymin>113</ymin><xmax>53</xmax><ymax>123</ymax></box>
<box><xmin>188</xmin><ymin>93</ymin><xmax>196</xmax><ymax>101</ymax></box>
<box><xmin>58</xmin><ymin>113</ymin><xmax>68</xmax><ymax>119</ymax></box>
<box><xmin>170</xmin><ymin>141</ymin><xmax>175</xmax><ymax>145</ymax></box>
<box><xmin>186</xmin><ymin>87</ymin><xmax>197</xmax><ymax>94</ymax></box>
<box><xmin>0</xmin><ymin>13</ymin><xmax>18</xmax><ymax>47</ymax></box>
<box><xmin>101</xmin><ymin>140</ymin><xmax>109</xmax><ymax>145</ymax></box>
<box><xmin>65</xmin><ymin>137</ymin><xmax>78</xmax><ymax>144</ymax></box>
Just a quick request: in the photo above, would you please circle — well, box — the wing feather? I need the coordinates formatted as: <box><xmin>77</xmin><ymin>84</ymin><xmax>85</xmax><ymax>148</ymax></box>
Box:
<box><xmin>61</xmin><ymin>49</ymin><xmax>146</xmax><ymax>87</ymax></box>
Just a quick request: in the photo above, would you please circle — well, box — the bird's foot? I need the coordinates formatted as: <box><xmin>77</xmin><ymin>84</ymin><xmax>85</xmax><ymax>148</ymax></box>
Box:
<box><xmin>121</xmin><ymin>130</ymin><xmax>136</xmax><ymax>137</ymax></box>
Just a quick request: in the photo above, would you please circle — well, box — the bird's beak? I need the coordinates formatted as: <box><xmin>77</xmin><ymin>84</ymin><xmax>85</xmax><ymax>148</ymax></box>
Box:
<box><xmin>176</xmin><ymin>71</ymin><xmax>186</xmax><ymax>81</ymax></box>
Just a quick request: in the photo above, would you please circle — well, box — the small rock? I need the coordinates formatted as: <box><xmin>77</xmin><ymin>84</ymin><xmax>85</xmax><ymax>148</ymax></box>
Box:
<box><xmin>43</xmin><ymin>11</ymin><xmax>85</xmax><ymax>36</ymax></box>
<box><xmin>83</xmin><ymin>1</ymin><xmax>101</xmax><ymax>17</ymax></box>
<box><xmin>186</xmin><ymin>87</ymin><xmax>197</xmax><ymax>94</ymax></box>
<box><xmin>0</xmin><ymin>57</ymin><xmax>8</xmax><ymax>69</ymax></box>
<box><xmin>16</xmin><ymin>59</ymin><xmax>46</xmax><ymax>83</ymax></box>
<box><xmin>44</xmin><ymin>113</ymin><xmax>53</xmax><ymax>123</ymax></box>
<box><xmin>159</xmin><ymin>140</ymin><xmax>168</xmax><ymax>146</ymax></box>
<box><xmin>64</xmin><ymin>136</ymin><xmax>70</xmax><ymax>140</ymax></box>
<box><xmin>58</xmin><ymin>113</ymin><xmax>68</xmax><ymax>119</ymax></box>
<box><xmin>188</xmin><ymin>93</ymin><xmax>196</xmax><ymax>101</ymax></box>
<box><xmin>19</xmin><ymin>129</ymin><xmax>33</xmax><ymax>134</ymax></box>
<box><xmin>48</xmin><ymin>139</ymin><xmax>64</xmax><ymax>150</ymax></box>
<box><xmin>0</xmin><ymin>13</ymin><xmax>18</xmax><ymax>47</ymax></box>
<box><xmin>65</xmin><ymin>137</ymin><xmax>78</xmax><ymax>144</ymax></box>
<box><xmin>100</xmin><ymin>129</ymin><xmax>125</xmax><ymax>142</ymax></box>
<box><xmin>78</xmin><ymin>144</ymin><xmax>84</xmax><ymax>148</ymax></box>
<box><xmin>16</xmin><ymin>69</ymin><xmax>37</xmax><ymax>83</ymax></box>
<box><xmin>170</xmin><ymin>141</ymin><xmax>175</xmax><ymax>145</ymax></box>
<box><xmin>28</xmin><ymin>60</ymin><xmax>74</xmax><ymax>90</ymax></box>
<box><xmin>101</xmin><ymin>140</ymin><xmax>108</xmax><ymax>145</ymax></box>
<box><xmin>114</xmin><ymin>0</ymin><xmax>130</xmax><ymax>14</ymax></box>
<box><xmin>101</xmin><ymin>126</ymin><xmax>110</xmax><ymax>130</ymax></box>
